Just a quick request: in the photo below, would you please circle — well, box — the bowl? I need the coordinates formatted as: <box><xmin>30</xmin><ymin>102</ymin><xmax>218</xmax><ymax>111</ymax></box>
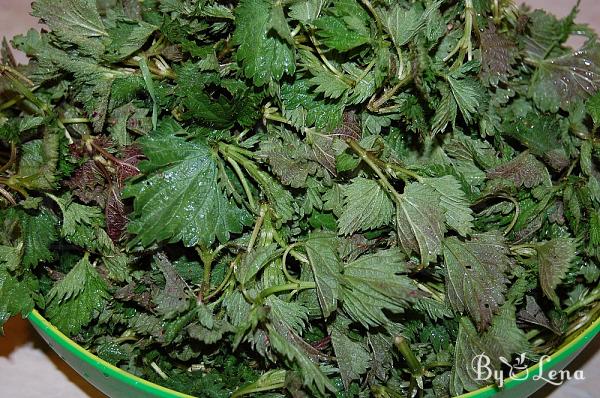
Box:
<box><xmin>28</xmin><ymin>309</ymin><xmax>600</xmax><ymax>398</ymax></box>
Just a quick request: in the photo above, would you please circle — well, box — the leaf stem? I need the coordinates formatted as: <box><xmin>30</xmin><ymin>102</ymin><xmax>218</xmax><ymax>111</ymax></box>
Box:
<box><xmin>255</xmin><ymin>281</ymin><xmax>316</xmax><ymax>303</ymax></box>
<box><xmin>443</xmin><ymin>0</ymin><xmax>474</xmax><ymax>65</ymax></box>
<box><xmin>196</xmin><ymin>246</ymin><xmax>215</xmax><ymax>299</ymax></box>
<box><xmin>346</xmin><ymin>139</ymin><xmax>403</xmax><ymax>202</ymax></box>
<box><xmin>500</xmin><ymin>195</ymin><xmax>520</xmax><ymax>236</ymax></box>
<box><xmin>247</xmin><ymin>205</ymin><xmax>268</xmax><ymax>252</ymax></box>
<box><xmin>394</xmin><ymin>336</ymin><xmax>424</xmax><ymax>375</ymax></box>
<box><xmin>224</xmin><ymin>155</ymin><xmax>258</xmax><ymax>213</ymax></box>
<box><xmin>1</xmin><ymin>66</ymin><xmax>48</xmax><ymax>115</ymax></box>
<box><xmin>307</xmin><ymin>30</ymin><xmax>350</xmax><ymax>84</ymax></box>
<box><xmin>0</xmin><ymin>142</ymin><xmax>16</xmax><ymax>174</ymax></box>
<box><xmin>367</xmin><ymin>71</ymin><xmax>413</xmax><ymax>112</ymax></box>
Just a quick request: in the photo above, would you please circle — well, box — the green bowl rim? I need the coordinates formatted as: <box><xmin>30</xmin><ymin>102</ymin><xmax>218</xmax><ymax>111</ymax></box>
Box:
<box><xmin>27</xmin><ymin>309</ymin><xmax>600</xmax><ymax>398</ymax></box>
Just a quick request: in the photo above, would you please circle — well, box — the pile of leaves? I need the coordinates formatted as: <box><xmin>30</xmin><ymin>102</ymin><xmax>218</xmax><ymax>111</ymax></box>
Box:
<box><xmin>1</xmin><ymin>0</ymin><xmax>600</xmax><ymax>396</ymax></box>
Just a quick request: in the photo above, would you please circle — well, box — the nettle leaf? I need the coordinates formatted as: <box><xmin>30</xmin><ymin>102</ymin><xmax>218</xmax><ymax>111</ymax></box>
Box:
<box><xmin>16</xmin><ymin>132</ymin><xmax>59</xmax><ymax>190</ymax></box>
<box><xmin>32</xmin><ymin>0</ymin><xmax>108</xmax><ymax>57</ymax></box>
<box><xmin>233</xmin><ymin>0</ymin><xmax>295</xmax><ymax>86</ymax></box>
<box><xmin>104</xmin><ymin>18</ymin><xmax>157</xmax><ymax>62</ymax></box>
<box><xmin>0</xmin><ymin>269</ymin><xmax>34</xmax><ymax>329</ymax></box>
<box><xmin>451</xmin><ymin>306</ymin><xmax>528</xmax><ymax>395</ymax></box>
<box><xmin>383</xmin><ymin>1</ymin><xmax>442</xmax><ymax>48</ymax></box>
<box><xmin>289</xmin><ymin>0</ymin><xmax>326</xmax><ymax>23</ymax></box>
<box><xmin>396</xmin><ymin>182</ymin><xmax>446</xmax><ymax>265</ymax></box>
<box><xmin>487</xmin><ymin>152</ymin><xmax>549</xmax><ymax>188</ymax></box>
<box><xmin>124</xmin><ymin>133</ymin><xmax>250</xmax><ymax>247</ymax></box>
<box><xmin>340</xmin><ymin>249</ymin><xmax>418</xmax><ymax>328</ymax></box>
<box><xmin>267</xmin><ymin>324</ymin><xmax>335</xmax><ymax>395</ymax></box>
<box><xmin>330</xmin><ymin>317</ymin><xmax>370</xmax><ymax>389</ymax></box>
<box><xmin>517</xmin><ymin>295</ymin><xmax>560</xmax><ymax>334</ymax></box>
<box><xmin>20</xmin><ymin>208</ymin><xmax>59</xmax><ymax>269</ymax></box>
<box><xmin>423</xmin><ymin>176</ymin><xmax>474</xmax><ymax>237</ymax></box>
<box><xmin>266</xmin><ymin>295</ymin><xmax>310</xmax><ymax>335</ymax></box>
<box><xmin>448</xmin><ymin>74</ymin><xmax>487</xmax><ymax>125</ymax></box>
<box><xmin>153</xmin><ymin>253</ymin><xmax>191</xmax><ymax>319</ymax></box>
<box><xmin>280</xmin><ymin>79</ymin><xmax>344</xmax><ymax>130</ymax></box>
<box><xmin>46</xmin><ymin>254</ymin><xmax>109</xmax><ymax>335</ymax></box>
<box><xmin>0</xmin><ymin>243</ymin><xmax>23</xmax><ymax>272</ymax></box>
<box><xmin>236</xmin><ymin>244</ymin><xmax>280</xmax><ymax>285</ymax></box>
<box><xmin>586</xmin><ymin>91</ymin><xmax>600</xmax><ymax>128</ymax></box>
<box><xmin>444</xmin><ymin>233</ymin><xmax>512</xmax><ymax>330</ymax></box>
<box><xmin>309</xmin><ymin>69</ymin><xmax>351</xmax><ymax>99</ymax></box>
<box><xmin>537</xmin><ymin>238</ymin><xmax>577</xmax><ymax>306</ymax></box>
<box><xmin>530</xmin><ymin>45</ymin><xmax>600</xmax><ymax>112</ymax></box>
<box><xmin>313</xmin><ymin>0</ymin><xmax>371</xmax><ymax>52</ymax></box>
<box><xmin>304</xmin><ymin>232</ymin><xmax>342</xmax><ymax>318</ymax></box>
<box><xmin>432</xmin><ymin>83</ymin><xmax>458</xmax><ymax>135</ymax></box>
<box><xmin>338</xmin><ymin>177</ymin><xmax>395</xmax><ymax>236</ymax></box>
<box><xmin>480</xmin><ymin>23</ymin><xmax>517</xmax><ymax>85</ymax></box>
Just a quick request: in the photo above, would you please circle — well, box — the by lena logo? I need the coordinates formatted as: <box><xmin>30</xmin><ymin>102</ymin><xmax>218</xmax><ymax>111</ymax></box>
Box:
<box><xmin>471</xmin><ymin>353</ymin><xmax>585</xmax><ymax>388</ymax></box>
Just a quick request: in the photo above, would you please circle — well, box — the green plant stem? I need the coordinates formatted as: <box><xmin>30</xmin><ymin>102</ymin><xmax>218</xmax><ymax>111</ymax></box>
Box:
<box><xmin>394</xmin><ymin>336</ymin><xmax>424</xmax><ymax>376</ymax></box>
<box><xmin>281</xmin><ymin>242</ymin><xmax>304</xmax><ymax>283</ymax></box>
<box><xmin>205</xmin><ymin>257</ymin><xmax>237</xmax><ymax>301</ymax></box>
<box><xmin>256</xmin><ymin>281</ymin><xmax>316</xmax><ymax>303</ymax></box>
<box><xmin>224</xmin><ymin>155</ymin><xmax>258</xmax><ymax>213</ymax></box>
<box><xmin>247</xmin><ymin>205</ymin><xmax>267</xmax><ymax>252</ymax></box>
<box><xmin>443</xmin><ymin>0</ymin><xmax>474</xmax><ymax>64</ymax></box>
<box><xmin>500</xmin><ymin>195</ymin><xmax>520</xmax><ymax>236</ymax></box>
<box><xmin>196</xmin><ymin>246</ymin><xmax>215</xmax><ymax>299</ymax></box>
<box><xmin>307</xmin><ymin>30</ymin><xmax>352</xmax><ymax>84</ymax></box>
<box><xmin>1</xmin><ymin>67</ymin><xmax>48</xmax><ymax>115</ymax></box>
<box><xmin>368</xmin><ymin>72</ymin><xmax>413</xmax><ymax>112</ymax></box>
<box><xmin>0</xmin><ymin>142</ymin><xmax>16</xmax><ymax>174</ymax></box>
<box><xmin>347</xmin><ymin>139</ymin><xmax>404</xmax><ymax>202</ymax></box>
<box><xmin>565</xmin><ymin>290</ymin><xmax>600</xmax><ymax>316</ymax></box>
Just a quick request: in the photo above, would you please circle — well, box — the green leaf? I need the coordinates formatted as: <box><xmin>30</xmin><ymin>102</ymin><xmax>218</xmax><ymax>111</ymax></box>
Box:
<box><xmin>338</xmin><ymin>177</ymin><xmax>394</xmax><ymax>236</ymax></box>
<box><xmin>487</xmin><ymin>152</ymin><xmax>549</xmax><ymax>188</ymax></box>
<box><xmin>20</xmin><ymin>208</ymin><xmax>58</xmax><ymax>269</ymax></box>
<box><xmin>104</xmin><ymin>18</ymin><xmax>157</xmax><ymax>62</ymax></box>
<box><xmin>153</xmin><ymin>253</ymin><xmax>191</xmax><ymax>319</ymax></box>
<box><xmin>538</xmin><ymin>238</ymin><xmax>577</xmax><ymax>306</ymax></box>
<box><xmin>340</xmin><ymin>249</ymin><xmax>417</xmax><ymax>328</ymax></box>
<box><xmin>330</xmin><ymin>318</ymin><xmax>370</xmax><ymax>389</ymax></box>
<box><xmin>32</xmin><ymin>0</ymin><xmax>108</xmax><ymax>57</ymax></box>
<box><xmin>383</xmin><ymin>1</ymin><xmax>442</xmax><ymax>48</ymax></box>
<box><xmin>313</xmin><ymin>0</ymin><xmax>371</xmax><ymax>52</ymax></box>
<box><xmin>423</xmin><ymin>176</ymin><xmax>474</xmax><ymax>237</ymax></box>
<box><xmin>289</xmin><ymin>0</ymin><xmax>326</xmax><ymax>23</ymax></box>
<box><xmin>16</xmin><ymin>132</ymin><xmax>59</xmax><ymax>190</ymax></box>
<box><xmin>124</xmin><ymin>133</ymin><xmax>250</xmax><ymax>247</ymax></box>
<box><xmin>396</xmin><ymin>182</ymin><xmax>446</xmax><ymax>265</ymax></box>
<box><xmin>0</xmin><ymin>243</ymin><xmax>23</xmax><ymax>272</ymax></box>
<box><xmin>0</xmin><ymin>269</ymin><xmax>34</xmax><ymax>330</ymax></box>
<box><xmin>266</xmin><ymin>295</ymin><xmax>310</xmax><ymax>335</ymax></box>
<box><xmin>586</xmin><ymin>90</ymin><xmax>600</xmax><ymax>128</ymax></box>
<box><xmin>448</xmin><ymin>74</ymin><xmax>487</xmax><ymax>125</ymax></box>
<box><xmin>450</xmin><ymin>317</ymin><xmax>495</xmax><ymax>394</ymax></box>
<box><xmin>530</xmin><ymin>45</ymin><xmax>600</xmax><ymax>112</ymax></box>
<box><xmin>304</xmin><ymin>232</ymin><xmax>342</xmax><ymax>318</ymax></box>
<box><xmin>451</xmin><ymin>305</ymin><xmax>530</xmax><ymax>395</ymax></box>
<box><xmin>309</xmin><ymin>69</ymin><xmax>351</xmax><ymax>99</ymax></box>
<box><xmin>267</xmin><ymin>324</ymin><xmax>336</xmax><ymax>394</ymax></box>
<box><xmin>432</xmin><ymin>84</ymin><xmax>458</xmax><ymax>135</ymax></box>
<box><xmin>46</xmin><ymin>254</ymin><xmax>109</xmax><ymax>335</ymax></box>
<box><xmin>233</xmin><ymin>0</ymin><xmax>295</xmax><ymax>86</ymax></box>
<box><xmin>236</xmin><ymin>244</ymin><xmax>280</xmax><ymax>285</ymax></box>
<box><xmin>280</xmin><ymin>79</ymin><xmax>344</xmax><ymax>130</ymax></box>
<box><xmin>444</xmin><ymin>233</ymin><xmax>512</xmax><ymax>330</ymax></box>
